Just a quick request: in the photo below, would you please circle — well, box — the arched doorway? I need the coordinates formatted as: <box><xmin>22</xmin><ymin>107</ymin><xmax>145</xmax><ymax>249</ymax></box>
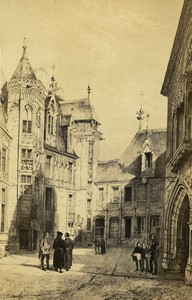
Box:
<box><xmin>94</xmin><ymin>218</ymin><xmax>104</xmax><ymax>237</ymax></box>
<box><xmin>176</xmin><ymin>194</ymin><xmax>190</xmax><ymax>273</ymax></box>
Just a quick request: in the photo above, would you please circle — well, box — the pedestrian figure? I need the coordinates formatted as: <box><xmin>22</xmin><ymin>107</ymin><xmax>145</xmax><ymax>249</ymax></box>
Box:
<box><xmin>100</xmin><ymin>236</ymin><xmax>106</xmax><ymax>255</ymax></box>
<box><xmin>94</xmin><ymin>235</ymin><xmax>101</xmax><ymax>254</ymax></box>
<box><xmin>53</xmin><ymin>231</ymin><xmax>66</xmax><ymax>273</ymax></box>
<box><xmin>64</xmin><ymin>232</ymin><xmax>74</xmax><ymax>271</ymax></box>
<box><xmin>131</xmin><ymin>242</ymin><xmax>143</xmax><ymax>271</ymax></box>
<box><xmin>39</xmin><ymin>231</ymin><xmax>50</xmax><ymax>271</ymax></box>
<box><xmin>149</xmin><ymin>234</ymin><xmax>159</xmax><ymax>275</ymax></box>
<box><xmin>141</xmin><ymin>242</ymin><xmax>150</xmax><ymax>273</ymax></box>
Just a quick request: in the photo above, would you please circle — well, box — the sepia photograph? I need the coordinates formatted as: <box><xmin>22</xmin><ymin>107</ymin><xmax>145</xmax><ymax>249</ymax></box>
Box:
<box><xmin>0</xmin><ymin>0</ymin><xmax>192</xmax><ymax>299</ymax></box>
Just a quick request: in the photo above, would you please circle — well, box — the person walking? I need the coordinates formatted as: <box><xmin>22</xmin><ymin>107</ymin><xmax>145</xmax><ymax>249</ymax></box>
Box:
<box><xmin>39</xmin><ymin>231</ymin><xmax>50</xmax><ymax>271</ymax></box>
<box><xmin>53</xmin><ymin>231</ymin><xmax>66</xmax><ymax>273</ymax></box>
<box><xmin>64</xmin><ymin>232</ymin><xmax>74</xmax><ymax>271</ymax></box>
<box><xmin>131</xmin><ymin>242</ymin><xmax>143</xmax><ymax>271</ymax></box>
<box><xmin>100</xmin><ymin>236</ymin><xmax>106</xmax><ymax>255</ymax></box>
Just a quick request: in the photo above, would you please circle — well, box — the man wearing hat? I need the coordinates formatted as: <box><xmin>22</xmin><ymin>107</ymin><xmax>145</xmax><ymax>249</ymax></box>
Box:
<box><xmin>64</xmin><ymin>232</ymin><xmax>74</xmax><ymax>271</ymax></box>
<box><xmin>53</xmin><ymin>231</ymin><xmax>66</xmax><ymax>273</ymax></box>
<box><xmin>39</xmin><ymin>231</ymin><xmax>50</xmax><ymax>271</ymax></box>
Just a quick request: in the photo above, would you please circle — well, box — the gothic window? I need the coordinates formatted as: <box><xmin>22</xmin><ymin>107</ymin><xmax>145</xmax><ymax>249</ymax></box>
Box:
<box><xmin>45</xmin><ymin>187</ymin><xmax>53</xmax><ymax>210</ymax></box>
<box><xmin>137</xmin><ymin>217</ymin><xmax>145</xmax><ymax>234</ymax></box>
<box><xmin>109</xmin><ymin>218</ymin><xmax>119</xmax><ymax>239</ymax></box>
<box><xmin>125</xmin><ymin>186</ymin><xmax>132</xmax><ymax>201</ymax></box>
<box><xmin>144</xmin><ymin>152</ymin><xmax>152</xmax><ymax>168</ymax></box>
<box><xmin>23</xmin><ymin>105</ymin><xmax>32</xmax><ymax>133</ymax></box>
<box><xmin>87</xmin><ymin>218</ymin><xmax>91</xmax><ymax>231</ymax></box>
<box><xmin>22</xmin><ymin>148</ymin><xmax>32</xmax><ymax>159</ymax></box>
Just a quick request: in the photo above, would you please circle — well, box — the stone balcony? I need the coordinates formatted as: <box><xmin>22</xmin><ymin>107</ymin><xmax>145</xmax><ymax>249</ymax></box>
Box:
<box><xmin>167</xmin><ymin>140</ymin><xmax>192</xmax><ymax>173</ymax></box>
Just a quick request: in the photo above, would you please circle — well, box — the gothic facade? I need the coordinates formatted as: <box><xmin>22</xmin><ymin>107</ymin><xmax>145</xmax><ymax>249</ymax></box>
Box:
<box><xmin>161</xmin><ymin>0</ymin><xmax>192</xmax><ymax>285</ymax></box>
<box><xmin>0</xmin><ymin>44</ymin><xmax>102</xmax><ymax>255</ymax></box>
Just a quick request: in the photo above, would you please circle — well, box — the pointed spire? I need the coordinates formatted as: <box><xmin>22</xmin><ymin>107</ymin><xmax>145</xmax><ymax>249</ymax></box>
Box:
<box><xmin>11</xmin><ymin>38</ymin><xmax>36</xmax><ymax>80</ymax></box>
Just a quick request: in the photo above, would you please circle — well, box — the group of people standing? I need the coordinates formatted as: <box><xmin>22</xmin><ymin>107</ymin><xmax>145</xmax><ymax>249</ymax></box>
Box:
<box><xmin>93</xmin><ymin>236</ymin><xmax>106</xmax><ymax>255</ymax></box>
<box><xmin>132</xmin><ymin>234</ymin><xmax>159</xmax><ymax>275</ymax></box>
<box><xmin>39</xmin><ymin>231</ymin><xmax>74</xmax><ymax>273</ymax></box>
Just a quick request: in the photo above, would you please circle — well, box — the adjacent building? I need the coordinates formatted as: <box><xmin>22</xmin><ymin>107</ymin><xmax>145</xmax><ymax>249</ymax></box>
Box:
<box><xmin>161</xmin><ymin>0</ymin><xmax>192</xmax><ymax>285</ymax></box>
<box><xmin>94</xmin><ymin>128</ymin><xmax>166</xmax><ymax>247</ymax></box>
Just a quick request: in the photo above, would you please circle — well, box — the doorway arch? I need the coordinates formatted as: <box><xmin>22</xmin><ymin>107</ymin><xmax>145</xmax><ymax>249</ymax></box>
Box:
<box><xmin>176</xmin><ymin>194</ymin><xmax>190</xmax><ymax>272</ymax></box>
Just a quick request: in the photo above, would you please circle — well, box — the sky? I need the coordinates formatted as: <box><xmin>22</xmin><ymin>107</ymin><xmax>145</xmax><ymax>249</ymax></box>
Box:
<box><xmin>0</xmin><ymin>0</ymin><xmax>184</xmax><ymax>160</ymax></box>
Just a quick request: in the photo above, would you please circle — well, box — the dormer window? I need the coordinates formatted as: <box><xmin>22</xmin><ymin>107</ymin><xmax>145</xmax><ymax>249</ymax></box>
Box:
<box><xmin>144</xmin><ymin>152</ymin><xmax>152</xmax><ymax>168</ymax></box>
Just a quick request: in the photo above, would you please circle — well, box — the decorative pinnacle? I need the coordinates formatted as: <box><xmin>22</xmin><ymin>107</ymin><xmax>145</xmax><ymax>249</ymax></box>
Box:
<box><xmin>146</xmin><ymin>113</ymin><xmax>150</xmax><ymax>137</ymax></box>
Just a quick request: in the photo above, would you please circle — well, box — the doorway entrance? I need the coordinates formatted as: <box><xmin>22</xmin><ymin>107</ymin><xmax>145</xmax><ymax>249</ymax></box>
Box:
<box><xmin>125</xmin><ymin>218</ymin><xmax>131</xmax><ymax>238</ymax></box>
<box><xmin>95</xmin><ymin>218</ymin><xmax>104</xmax><ymax>237</ymax></box>
<box><xmin>176</xmin><ymin>195</ymin><xmax>190</xmax><ymax>273</ymax></box>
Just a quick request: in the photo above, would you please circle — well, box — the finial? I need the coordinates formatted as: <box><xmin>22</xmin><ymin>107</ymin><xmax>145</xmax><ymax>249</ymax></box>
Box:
<box><xmin>23</xmin><ymin>37</ymin><xmax>27</xmax><ymax>49</ymax></box>
<box><xmin>136</xmin><ymin>91</ymin><xmax>145</xmax><ymax>131</ymax></box>
<box><xmin>87</xmin><ymin>84</ymin><xmax>91</xmax><ymax>99</ymax></box>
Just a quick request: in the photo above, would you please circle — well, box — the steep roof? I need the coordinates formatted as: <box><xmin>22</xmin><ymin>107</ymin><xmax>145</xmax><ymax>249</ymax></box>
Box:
<box><xmin>11</xmin><ymin>46</ymin><xmax>37</xmax><ymax>80</ymax></box>
<box><xmin>60</xmin><ymin>98</ymin><xmax>100</xmax><ymax>124</ymax></box>
<box><xmin>96</xmin><ymin>129</ymin><xmax>166</xmax><ymax>183</ymax></box>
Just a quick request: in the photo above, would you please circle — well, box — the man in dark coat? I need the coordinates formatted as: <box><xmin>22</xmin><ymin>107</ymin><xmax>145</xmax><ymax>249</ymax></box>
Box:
<box><xmin>100</xmin><ymin>236</ymin><xmax>106</xmax><ymax>255</ymax></box>
<box><xmin>64</xmin><ymin>232</ymin><xmax>74</xmax><ymax>271</ymax></box>
<box><xmin>132</xmin><ymin>242</ymin><xmax>143</xmax><ymax>271</ymax></box>
<box><xmin>53</xmin><ymin>231</ymin><xmax>66</xmax><ymax>273</ymax></box>
<box><xmin>39</xmin><ymin>231</ymin><xmax>50</xmax><ymax>271</ymax></box>
<box><xmin>149</xmin><ymin>235</ymin><xmax>159</xmax><ymax>275</ymax></box>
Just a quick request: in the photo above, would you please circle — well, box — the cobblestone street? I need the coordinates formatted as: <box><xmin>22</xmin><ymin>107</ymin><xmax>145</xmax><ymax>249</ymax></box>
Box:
<box><xmin>0</xmin><ymin>247</ymin><xmax>191</xmax><ymax>300</ymax></box>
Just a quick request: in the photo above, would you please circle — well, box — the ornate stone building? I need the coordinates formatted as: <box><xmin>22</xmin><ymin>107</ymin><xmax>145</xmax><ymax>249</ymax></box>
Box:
<box><xmin>0</xmin><ymin>44</ymin><xmax>102</xmax><ymax>253</ymax></box>
<box><xmin>161</xmin><ymin>0</ymin><xmax>192</xmax><ymax>285</ymax></box>
<box><xmin>94</xmin><ymin>128</ymin><xmax>166</xmax><ymax>247</ymax></box>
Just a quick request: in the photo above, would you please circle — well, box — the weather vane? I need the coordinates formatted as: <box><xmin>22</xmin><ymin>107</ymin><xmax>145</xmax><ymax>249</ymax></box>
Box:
<box><xmin>136</xmin><ymin>91</ymin><xmax>145</xmax><ymax>131</ymax></box>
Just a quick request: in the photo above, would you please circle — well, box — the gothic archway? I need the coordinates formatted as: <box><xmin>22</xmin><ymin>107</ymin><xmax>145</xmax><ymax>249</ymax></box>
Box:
<box><xmin>165</xmin><ymin>186</ymin><xmax>190</xmax><ymax>273</ymax></box>
<box><xmin>176</xmin><ymin>194</ymin><xmax>190</xmax><ymax>272</ymax></box>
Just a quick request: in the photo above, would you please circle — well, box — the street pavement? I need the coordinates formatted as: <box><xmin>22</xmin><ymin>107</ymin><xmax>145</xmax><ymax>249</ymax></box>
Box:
<box><xmin>0</xmin><ymin>246</ymin><xmax>191</xmax><ymax>300</ymax></box>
